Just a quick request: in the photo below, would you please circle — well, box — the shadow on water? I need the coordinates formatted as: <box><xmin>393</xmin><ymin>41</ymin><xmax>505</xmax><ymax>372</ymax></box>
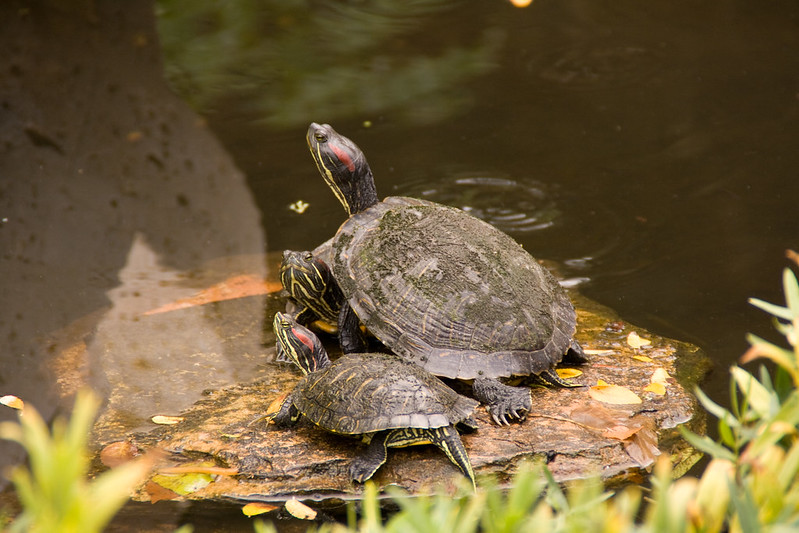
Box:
<box><xmin>3</xmin><ymin>0</ymin><xmax>799</xmax><ymax>530</ymax></box>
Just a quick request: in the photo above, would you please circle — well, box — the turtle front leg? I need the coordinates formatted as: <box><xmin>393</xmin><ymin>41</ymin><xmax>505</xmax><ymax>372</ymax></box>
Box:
<box><xmin>472</xmin><ymin>377</ymin><xmax>531</xmax><ymax>426</ymax></box>
<box><xmin>350</xmin><ymin>431</ymin><xmax>390</xmax><ymax>483</ymax></box>
<box><xmin>338</xmin><ymin>303</ymin><xmax>366</xmax><ymax>354</ymax></box>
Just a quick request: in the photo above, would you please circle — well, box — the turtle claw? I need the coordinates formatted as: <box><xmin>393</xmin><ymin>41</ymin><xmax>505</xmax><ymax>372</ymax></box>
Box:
<box><xmin>474</xmin><ymin>377</ymin><xmax>531</xmax><ymax>426</ymax></box>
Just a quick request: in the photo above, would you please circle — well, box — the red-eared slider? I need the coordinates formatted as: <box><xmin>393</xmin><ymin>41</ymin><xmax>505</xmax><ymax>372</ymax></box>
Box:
<box><xmin>307</xmin><ymin>123</ymin><xmax>587</xmax><ymax>425</ymax></box>
<box><xmin>270</xmin><ymin>312</ymin><xmax>478</xmax><ymax>486</ymax></box>
<box><xmin>280</xmin><ymin>250</ymin><xmax>343</xmax><ymax>331</ymax></box>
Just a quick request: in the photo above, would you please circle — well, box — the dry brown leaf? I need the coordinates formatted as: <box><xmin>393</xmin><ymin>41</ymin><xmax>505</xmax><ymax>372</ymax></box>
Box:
<box><xmin>242</xmin><ymin>502</ymin><xmax>279</xmax><ymax>517</ymax></box>
<box><xmin>589</xmin><ymin>380</ymin><xmax>642</xmax><ymax>405</ymax></box>
<box><xmin>144</xmin><ymin>480</ymin><xmax>180</xmax><ymax>503</ymax></box>
<box><xmin>602</xmin><ymin>424</ymin><xmax>642</xmax><ymax>441</ymax></box>
<box><xmin>285</xmin><ymin>499</ymin><xmax>317</xmax><ymax>520</ymax></box>
<box><xmin>143</xmin><ymin>274</ymin><xmax>283</xmax><ymax>315</ymax></box>
<box><xmin>0</xmin><ymin>395</ymin><xmax>24</xmax><ymax>410</ymax></box>
<box><xmin>151</xmin><ymin>415</ymin><xmax>184</xmax><ymax>425</ymax></box>
<box><xmin>627</xmin><ymin>331</ymin><xmax>651</xmax><ymax>349</ymax></box>
<box><xmin>623</xmin><ymin>421</ymin><xmax>661</xmax><ymax>467</ymax></box>
<box><xmin>556</xmin><ymin>368</ymin><xmax>583</xmax><ymax>379</ymax></box>
<box><xmin>100</xmin><ymin>441</ymin><xmax>140</xmax><ymax>467</ymax></box>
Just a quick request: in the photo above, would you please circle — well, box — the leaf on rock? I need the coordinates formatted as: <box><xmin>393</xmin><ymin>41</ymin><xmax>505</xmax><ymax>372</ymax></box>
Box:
<box><xmin>623</xmin><ymin>421</ymin><xmax>661</xmax><ymax>467</ymax></box>
<box><xmin>602</xmin><ymin>424</ymin><xmax>641</xmax><ymax>440</ymax></box>
<box><xmin>242</xmin><ymin>502</ymin><xmax>279</xmax><ymax>517</ymax></box>
<box><xmin>645</xmin><ymin>368</ymin><xmax>671</xmax><ymax>395</ymax></box>
<box><xmin>633</xmin><ymin>355</ymin><xmax>653</xmax><ymax>363</ymax></box>
<box><xmin>144</xmin><ymin>480</ymin><xmax>180</xmax><ymax>503</ymax></box>
<box><xmin>643</xmin><ymin>382</ymin><xmax>666</xmax><ymax>395</ymax></box>
<box><xmin>151</xmin><ymin>415</ymin><xmax>184</xmax><ymax>425</ymax></box>
<box><xmin>151</xmin><ymin>469</ymin><xmax>213</xmax><ymax>495</ymax></box>
<box><xmin>557</xmin><ymin>368</ymin><xmax>583</xmax><ymax>379</ymax></box>
<box><xmin>627</xmin><ymin>331</ymin><xmax>651</xmax><ymax>349</ymax></box>
<box><xmin>589</xmin><ymin>380</ymin><xmax>642</xmax><ymax>405</ymax></box>
<box><xmin>143</xmin><ymin>274</ymin><xmax>282</xmax><ymax>315</ymax></box>
<box><xmin>583</xmin><ymin>349</ymin><xmax>615</xmax><ymax>355</ymax></box>
<box><xmin>285</xmin><ymin>499</ymin><xmax>317</xmax><ymax>520</ymax></box>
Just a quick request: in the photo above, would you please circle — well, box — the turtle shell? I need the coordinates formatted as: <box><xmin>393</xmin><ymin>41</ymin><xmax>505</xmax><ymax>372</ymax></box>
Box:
<box><xmin>332</xmin><ymin>196</ymin><xmax>576</xmax><ymax>381</ymax></box>
<box><xmin>292</xmin><ymin>352</ymin><xmax>478</xmax><ymax>435</ymax></box>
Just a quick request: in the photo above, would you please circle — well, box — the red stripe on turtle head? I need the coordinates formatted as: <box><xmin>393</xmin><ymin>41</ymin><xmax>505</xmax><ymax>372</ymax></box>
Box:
<box><xmin>330</xmin><ymin>144</ymin><xmax>356</xmax><ymax>172</ymax></box>
<box><xmin>291</xmin><ymin>327</ymin><xmax>316</xmax><ymax>354</ymax></box>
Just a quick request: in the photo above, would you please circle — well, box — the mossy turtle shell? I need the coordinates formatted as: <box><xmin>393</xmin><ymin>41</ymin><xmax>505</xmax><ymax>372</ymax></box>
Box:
<box><xmin>292</xmin><ymin>352</ymin><xmax>478</xmax><ymax>435</ymax></box>
<box><xmin>331</xmin><ymin>196</ymin><xmax>577</xmax><ymax>381</ymax></box>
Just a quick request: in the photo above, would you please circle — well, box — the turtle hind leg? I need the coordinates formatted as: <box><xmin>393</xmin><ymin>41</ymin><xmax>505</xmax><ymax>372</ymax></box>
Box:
<box><xmin>529</xmin><ymin>369</ymin><xmax>583</xmax><ymax>388</ymax></box>
<box><xmin>472</xmin><ymin>377</ymin><xmax>531</xmax><ymax>426</ymax></box>
<box><xmin>350</xmin><ymin>431</ymin><xmax>390</xmax><ymax>483</ymax></box>
<box><xmin>424</xmin><ymin>426</ymin><xmax>476</xmax><ymax>489</ymax></box>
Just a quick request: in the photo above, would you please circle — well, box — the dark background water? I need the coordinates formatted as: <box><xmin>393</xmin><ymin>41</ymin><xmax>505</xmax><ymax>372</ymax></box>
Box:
<box><xmin>182</xmin><ymin>0</ymin><xmax>799</xmax><ymax>407</ymax></box>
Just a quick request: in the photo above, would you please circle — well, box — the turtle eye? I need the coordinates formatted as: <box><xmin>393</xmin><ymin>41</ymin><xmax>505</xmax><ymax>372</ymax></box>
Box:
<box><xmin>280</xmin><ymin>319</ymin><xmax>291</xmax><ymax>328</ymax></box>
<box><xmin>303</xmin><ymin>252</ymin><xmax>313</xmax><ymax>261</ymax></box>
<box><xmin>314</xmin><ymin>132</ymin><xmax>327</xmax><ymax>143</ymax></box>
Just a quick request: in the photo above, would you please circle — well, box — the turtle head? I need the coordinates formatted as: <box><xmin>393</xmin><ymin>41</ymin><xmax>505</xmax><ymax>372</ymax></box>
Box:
<box><xmin>307</xmin><ymin>123</ymin><xmax>378</xmax><ymax>215</ymax></box>
<box><xmin>273</xmin><ymin>312</ymin><xmax>331</xmax><ymax>374</ymax></box>
<box><xmin>279</xmin><ymin>250</ymin><xmax>332</xmax><ymax>302</ymax></box>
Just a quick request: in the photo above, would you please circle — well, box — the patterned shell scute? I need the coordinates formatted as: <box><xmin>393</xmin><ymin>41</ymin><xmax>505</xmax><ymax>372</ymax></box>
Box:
<box><xmin>293</xmin><ymin>352</ymin><xmax>478</xmax><ymax>435</ymax></box>
<box><xmin>332</xmin><ymin>197</ymin><xmax>576</xmax><ymax>380</ymax></box>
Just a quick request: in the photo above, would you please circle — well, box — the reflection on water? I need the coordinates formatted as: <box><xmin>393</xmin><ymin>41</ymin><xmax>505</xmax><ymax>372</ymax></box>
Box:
<box><xmin>395</xmin><ymin>174</ymin><xmax>559</xmax><ymax>233</ymax></box>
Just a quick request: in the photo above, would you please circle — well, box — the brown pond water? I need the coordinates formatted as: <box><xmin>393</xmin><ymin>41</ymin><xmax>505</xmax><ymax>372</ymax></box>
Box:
<box><xmin>2</xmin><ymin>0</ymin><xmax>799</xmax><ymax>531</ymax></box>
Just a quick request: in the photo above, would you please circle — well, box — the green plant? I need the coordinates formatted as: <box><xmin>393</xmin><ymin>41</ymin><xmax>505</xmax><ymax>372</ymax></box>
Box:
<box><xmin>0</xmin><ymin>389</ymin><xmax>153</xmax><ymax>533</ymax></box>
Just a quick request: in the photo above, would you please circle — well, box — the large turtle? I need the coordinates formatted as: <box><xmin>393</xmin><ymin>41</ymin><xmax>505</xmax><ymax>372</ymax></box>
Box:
<box><xmin>306</xmin><ymin>123</ymin><xmax>587</xmax><ymax>425</ymax></box>
<box><xmin>270</xmin><ymin>312</ymin><xmax>478</xmax><ymax>486</ymax></box>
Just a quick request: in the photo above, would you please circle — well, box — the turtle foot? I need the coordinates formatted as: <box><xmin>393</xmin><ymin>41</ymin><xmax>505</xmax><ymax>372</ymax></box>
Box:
<box><xmin>473</xmin><ymin>378</ymin><xmax>531</xmax><ymax>426</ymax></box>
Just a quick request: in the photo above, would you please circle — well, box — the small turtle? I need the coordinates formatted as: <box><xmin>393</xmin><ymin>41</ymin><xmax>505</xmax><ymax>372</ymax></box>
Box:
<box><xmin>279</xmin><ymin>249</ymin><xmax>343</xmax><ymax>332</ymax></box>
<box><xmin>270</xmin><ymin>312</ymin><xmax>478</xmax><ymax>486</ymax></box>
<box><xmin>306</xmin><ymin>123</ymin><xmax>588</xmax><ymax>425</ymax></box>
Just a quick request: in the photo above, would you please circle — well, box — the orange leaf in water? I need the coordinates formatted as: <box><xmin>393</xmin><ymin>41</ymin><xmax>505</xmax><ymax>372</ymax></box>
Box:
<box><xmin>143</xmin><ymin>274</ymin><xmax>283</xmax><ymax>315</ymax></box>
<box><xmin>242</xmin><ymin>502</ymin><xmax>279</xmax><ymax>517</ymax></box>
<box><xmin>589</xmin><ymin>380</ymin><xmax>642</xmax><ymax>405</ymax></box>
<box><xmin>0</xmin><ymin>395</ymin><xmax>24</xmax><ymax>410</ymax></box>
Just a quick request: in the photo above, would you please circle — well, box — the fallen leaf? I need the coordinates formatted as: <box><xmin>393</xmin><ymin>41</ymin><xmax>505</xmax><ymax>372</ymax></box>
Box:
<box><xmin>627</xmin><ymin>331</ymin><xmax>651</xmax><ymax>349</ymax></box>
<box><xmin>556</xmin><ymin>368</ymin><xmax>583</xmax><ymax>379</ymax></box>
<box><xmin>151</xmin><ymin>470</ymin><xmax>213</xmax><ymax>495</ymax></box>
<box><xmin>623</xmin><ymin>421</ymin><xmax>661</xmax><ymax>467</ymax></box>
<box><xmin>0</xmin><ymin>395</ymin><xmax>24</xmax><ymax>410</ymax></box>
<box><xmin>651</xmin><ymin>367</ymin><xmax>671</xmax><ymax>385</ymax></box>
<box><xmin>589</xmin><ymin>380</ymin><xmax>642</xmax><ymax>405</ymax></box>
<box><xmin>157</xmin><ymin>465</ymin><xmax>238</xmax><ymax>476</ymax></box>
<box><xmin>100</xmin><ymin>441</ymin><xmax>140</xmax><ymax>467</ymax></box>
<box><xmin>603</xmin><ymin>424</ymin><xmax>642</xmax><ymax>441</ymax></box>
<box><xmin>242</xmin><ymin>502</ymin><xmax>279</xmax><ymax>517</ymax></box>
<box><xmin>144</xmin><ymin>480</ymin><xmax>180</xmax><ymax>503</ymax></box>
<box><xmin>583</xmin><ymin>349</ymin><xmax>614</xmax><ymax>355</ymax></box>
<box><xmin>633</xmin><ymin>355</ymin><xmax>653</xmax><ymax>363</ymax></box>
<box><xmin>643</xmin><ymin>382</ymin><xmax>666</xmax><ymax>395</ymax></box>
<box><xmin>285</xmin><ymin>499</ymin><xmax>317</xmax><ymax>520</ymax></box>
<box><xmin>143</xmin><ymin>274</ymin><xmax>282</xmax><ymax>315</ymax></box>
<box><xmin>289</xmin><ymin>200</ymin><xmax>310</xmax><ymax>214</ymax></box>
<box><xmin>266</xmin><ymin>394</ymin><xmax>288</xmax><ymax>419</ymax></box>
<box><xmin>151</xmin><ymin>415</ymin><xmax>184</xmax><ymax>425</ymax></box>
